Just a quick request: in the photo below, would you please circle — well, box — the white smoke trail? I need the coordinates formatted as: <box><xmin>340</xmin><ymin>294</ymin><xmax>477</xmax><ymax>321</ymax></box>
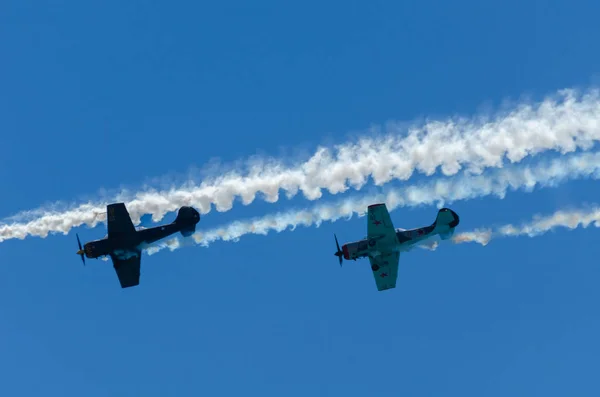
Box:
<box><xmin>2</xmin><ymin>87</ymin><xmax>600</xmax><ymax>243</ymax></box>
<box><xmin>143</xmin><ymin>150</ymin><xmax>600</xmax><ymax>255</ymax></box>
<box><xmin>451</xmin><ymin>206</ymin><xmax>600</xmax><ymax>246</ymax></box>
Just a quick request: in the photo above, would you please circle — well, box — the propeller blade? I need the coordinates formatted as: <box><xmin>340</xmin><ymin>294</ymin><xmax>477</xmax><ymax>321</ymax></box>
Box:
<box><xmin>334</xmin><ymin>234</ymin><xmax>343</xmax><ymax>266</ymax></box>
<box><xmin>76</xmin><ymin>233</ymin><xmax>85</xmax><ymax>266</ymax></box>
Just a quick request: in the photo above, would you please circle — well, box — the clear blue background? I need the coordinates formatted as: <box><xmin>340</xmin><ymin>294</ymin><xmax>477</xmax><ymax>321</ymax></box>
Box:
<box><xmin>1</xmin><ymin>1</ymin><xmax>600</xmax><ymax>396</ymax></box>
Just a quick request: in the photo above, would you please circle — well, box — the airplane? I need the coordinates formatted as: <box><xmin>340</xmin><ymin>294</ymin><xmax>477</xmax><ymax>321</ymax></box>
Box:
<box><xmin>333</xmin><ymin>203</ymin><xmax>460</xmax><ymax>291</ymax></box>
<box><xmin>76</xmin><ymin>202</ymin><xmax>200</xmax><ymax>288</ymax></box>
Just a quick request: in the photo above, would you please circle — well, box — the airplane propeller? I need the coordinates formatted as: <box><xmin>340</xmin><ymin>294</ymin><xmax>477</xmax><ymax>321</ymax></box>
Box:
<box><xmin>76</xmin><ymin>233</ymin><xmax>85</xmax><ymax>266</ymax></box>
<box><xmin>334</xmin><ymin>234</ymin><xmax>343</xmax><ymax>266</ymax></box>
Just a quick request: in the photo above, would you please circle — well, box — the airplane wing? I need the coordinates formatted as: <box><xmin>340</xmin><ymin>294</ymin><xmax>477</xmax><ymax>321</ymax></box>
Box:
<box><xmin>368</xmin><ymin>251</ymin><xmax>400</xmax><ymax>291</ymax></box>
<box><xmin>367</xmin><ymin>203</ymin><xmax>397</xmax><ymax>245</ymax></box>
<box><xmin>110</xmin><ymin>251</ymin><xmax>141</xmax><ymax>288</ymax></box>
<box><xmin>107</xmin><ymin>203</ymin><xmax>136</xmax><ymax>238</ymax></box>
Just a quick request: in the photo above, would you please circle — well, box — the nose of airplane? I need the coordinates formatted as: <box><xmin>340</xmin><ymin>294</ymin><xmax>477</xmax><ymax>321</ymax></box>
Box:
<box><xmin>342</xmin><ymin>244</ymin><xmax>349</xmax><ymax>260</ymax></box>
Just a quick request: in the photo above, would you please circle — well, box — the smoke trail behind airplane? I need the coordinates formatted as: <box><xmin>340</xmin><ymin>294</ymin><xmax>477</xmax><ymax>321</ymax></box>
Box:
<box><xmin>142</xmin><ymin>150</ymin><xmax>600</xmax><ymax>255</ymax></box>
<box><xmin>1</xmin><ymin>87</ymin><xmax>600</xmax><ymax>243</ymax></box>
<box><xmin>451</xmin><ymin>206</ymin><xmax>600</xmax><ymax>246</ymax></box>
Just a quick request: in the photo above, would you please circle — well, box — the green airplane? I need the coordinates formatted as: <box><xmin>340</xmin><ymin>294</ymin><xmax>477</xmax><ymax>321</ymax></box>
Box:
<box><xmin>334</xmin><ymin>203</ymin><xmax>460</xmax><ymax>291</ymax></box>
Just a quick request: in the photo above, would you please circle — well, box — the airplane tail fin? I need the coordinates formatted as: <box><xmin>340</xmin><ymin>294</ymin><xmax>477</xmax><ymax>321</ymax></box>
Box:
<box><xmin>432</xmin><ymin>208</ymin><xmax>460</xmax><ymax>238</ymax></box>
<box><xmin>174</xmin><ymin>206</ymin><xmax>200</xmax><ymax>237</ymax></box>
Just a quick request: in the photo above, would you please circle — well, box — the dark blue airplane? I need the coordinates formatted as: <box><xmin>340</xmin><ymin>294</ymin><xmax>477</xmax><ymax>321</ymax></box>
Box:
<box><xmin>76</xmin><ymin>203</ymin><xmax>200</xmax><ymax>288</ymax></box>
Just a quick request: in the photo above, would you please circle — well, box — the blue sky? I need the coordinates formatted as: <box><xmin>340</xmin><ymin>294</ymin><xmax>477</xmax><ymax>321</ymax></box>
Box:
<box><xmin>2</xmin><ymin>1</ymin><xmax>600</xmax><ymax>396</ymax></box>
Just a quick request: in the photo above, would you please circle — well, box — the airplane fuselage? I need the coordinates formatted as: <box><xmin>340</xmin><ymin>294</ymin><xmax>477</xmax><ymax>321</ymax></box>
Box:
<box><xmin>341</xmin><ymin>208</ymin><xmax>460</xmax><ymax>261</ymax></box>
<box><xmin>81</xmin><ymin>206</ymin><xmax>200</xmax><ymax>260</ymax></box>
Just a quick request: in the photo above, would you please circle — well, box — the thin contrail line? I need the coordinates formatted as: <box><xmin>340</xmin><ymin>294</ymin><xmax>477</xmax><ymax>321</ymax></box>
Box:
<box><xmin>142</xmin><ymin>150</ymin><xmax>600</xmax><ymax>255</ymax></box>
<box><xmin>2</xmin><ymin>88</ymin><xmax>600</xmax><ymax>243</ymax></box>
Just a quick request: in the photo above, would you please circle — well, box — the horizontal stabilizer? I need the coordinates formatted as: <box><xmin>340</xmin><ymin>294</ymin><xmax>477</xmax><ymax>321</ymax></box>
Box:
<box><xmin>181</xmin><ymin>226</ymin><xmax>196</xmax><ymax>237</ymax></box>
<box><xmin>439</xmin><ymin>228</ymin><xmax>455</xmax><ymax>240</ymax></box>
